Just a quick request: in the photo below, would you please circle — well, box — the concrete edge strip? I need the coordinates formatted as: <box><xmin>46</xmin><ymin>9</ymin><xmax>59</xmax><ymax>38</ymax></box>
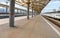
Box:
<box><xmin>41</xmin><ymin>16</ymin><xmax>60</xmax><ymax>36</ymax></box>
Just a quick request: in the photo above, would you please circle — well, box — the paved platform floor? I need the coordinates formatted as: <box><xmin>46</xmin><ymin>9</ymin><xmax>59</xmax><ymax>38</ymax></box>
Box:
<box><xmin>0</xmin><ymin>16</ymin><xmax>31</xmax><ymax>25</ymax></box>
<box><xmin>0</xmin><ymin>15</ymin><xmax>60</xmax><ymax>38</ymax></box>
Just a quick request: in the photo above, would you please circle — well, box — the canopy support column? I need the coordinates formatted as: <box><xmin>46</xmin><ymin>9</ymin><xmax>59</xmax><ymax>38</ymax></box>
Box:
<box><xmin>17</xmin><ymin>9</ymin><xmax>19</xmax><ymax>13</ymax></box>
<box><xmin>32</xmin><ymin>7</ymin><xmax>33</xmax><ymax>17</ymax></box>
<box><xmin>9</xmin><ymin>0</ymin><xmax>15</xmax><ymax>27</ymax></box>
<box><xmin>6</xmin><ymin>6</ymin><xmax>8</xmax><ymax>13</ymax></box>
<box><xmin>20</xmin><ymin>10</ymin><xmax>21</xmax><ymax>13</ymax></box>
<box><xmin>27</xmin><ymin>0</ymin><xmax>30</xmax><ymax>20</ymax></box>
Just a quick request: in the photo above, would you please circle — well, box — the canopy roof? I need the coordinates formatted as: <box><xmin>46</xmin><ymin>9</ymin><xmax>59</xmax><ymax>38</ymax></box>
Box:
<box><xmin>16</xmin><ymin>0</ymin><xmax>50</xmax><ymax>13</ymax></box>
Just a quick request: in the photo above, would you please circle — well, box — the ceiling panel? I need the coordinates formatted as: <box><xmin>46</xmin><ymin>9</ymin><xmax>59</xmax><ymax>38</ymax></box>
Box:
<box><xmin>15</xmin><ymin>0</ymin><xmax>50</xmax><ymax>13</ymax></box>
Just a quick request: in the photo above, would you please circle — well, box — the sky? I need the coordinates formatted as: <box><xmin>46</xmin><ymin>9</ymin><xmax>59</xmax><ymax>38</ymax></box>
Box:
<box><xmin>0</xmin><ymin>0</ymin><xmax>60</xmax><ymax>13</ymax></box>
<box><xmin>41</xmin><ymin>0</ymin><xmax>60</xmax><ymax>13</ymax></box>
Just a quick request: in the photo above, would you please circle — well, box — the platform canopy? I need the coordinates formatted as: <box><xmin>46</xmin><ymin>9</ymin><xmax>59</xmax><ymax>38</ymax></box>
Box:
<box><xmin>16</xmin><ymin>0</ymin><xmax>50</xmax><ymax>13</ymax></box>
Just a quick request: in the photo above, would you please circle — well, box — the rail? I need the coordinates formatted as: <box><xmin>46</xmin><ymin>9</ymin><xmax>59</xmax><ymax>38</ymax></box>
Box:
<box><xmin>43</xmin><ymin>15</ymin><xmax>60</xmax><ymax>27</ymax></box>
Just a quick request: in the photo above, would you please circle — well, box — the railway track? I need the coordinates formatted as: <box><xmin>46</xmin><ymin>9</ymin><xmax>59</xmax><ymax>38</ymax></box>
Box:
<box><xmin>42</xmin><ymin>15</ymin><xmax>60</xmax><ymax>27</ymax></box>
<box><xmin>0</xmin><ymin>13</ymin><xmax>27</xmax><ymax>19</ymax></box>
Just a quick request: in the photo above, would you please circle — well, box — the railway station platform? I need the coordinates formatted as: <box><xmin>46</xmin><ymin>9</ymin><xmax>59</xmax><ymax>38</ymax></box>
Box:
<box><xmin>0</xmin><ymin>15</ymin><xmax>60</xmax><ymax>38</ymax></box>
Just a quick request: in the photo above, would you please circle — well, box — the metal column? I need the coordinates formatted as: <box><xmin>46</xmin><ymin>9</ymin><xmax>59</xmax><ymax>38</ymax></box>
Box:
<box><xmin>17</xmin><ymin>9</ymin><xmax>19</xmax><ymax>13</ymax></box>
<box><xmin>17</xmin><ymin>9</ymin><xmax>19</xmax><ymax>16</ymax></box>
<box><xmin>6</xmin><ymin>1</ymin><xmax>8</xmax><ymax>13</ymax></box>
<box><xmin>27</xmin><ymin>0</ymin><xmax>30</xmax><ymax>20</ymax></box>
<box><xmin>6</xmin><ymin>6</ymin><xmax>8</xmax><ymax>13</ymax></box>
<box><xmin>9</xmin><ymin>0</ymin><xmax>15</xmax><ymax>27</ymax></box>
<box><xmin>20</xmin><ymin>10</ymin><xmax>21</xmax><ymax>13</ymax></box>
<box><xmin>32</xmin><ymin>7</ymin><xmax>33</xmax><ymax>17</ymax></box>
